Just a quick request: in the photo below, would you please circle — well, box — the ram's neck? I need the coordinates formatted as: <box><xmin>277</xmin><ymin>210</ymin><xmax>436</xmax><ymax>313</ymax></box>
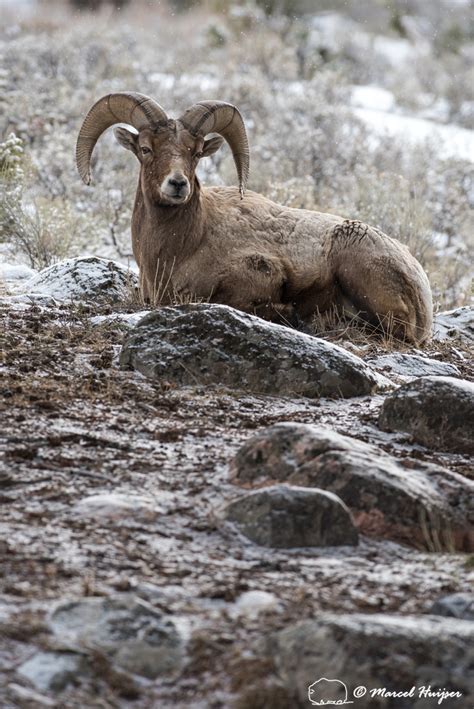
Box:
<box><xmin>140</xmin><ymin>177</ymin><xmax>205</xmax><ymax>262</ymax></box>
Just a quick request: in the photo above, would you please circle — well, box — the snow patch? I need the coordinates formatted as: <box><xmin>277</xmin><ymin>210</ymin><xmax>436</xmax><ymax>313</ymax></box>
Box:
<box><xmin>72</xmin><ymin>493</ymin><xmax>160</xmax><ymax>522</ymax></box>
<box><xmin>353</xmin><ymin>107</ymin><xmax>474</xmax><ymax>162</ymax></box>
<box><xmin>351</xmin><ymin>86</ymin><xmax>396</xmax><ymax>113</ymax></box>
<box><xmin>232</xmin><ymin>590</ymin><xmax>280</xmax><ymax>618</ymax></box>
<box><xmin>372</xmin><ymin>36</ymin><xmax>420</xmax><ymax>65</ymax></box>
<box><xmin>91</xmin><ymin>311</ymin><xmax>150</xmax><ymax>328</ymax></box>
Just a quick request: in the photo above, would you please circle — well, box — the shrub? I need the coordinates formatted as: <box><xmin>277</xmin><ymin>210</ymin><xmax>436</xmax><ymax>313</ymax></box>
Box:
<box><xmin>0</xmin><ymin>133</ymin><xmax>88</xmax><ymax>269</ymax></box>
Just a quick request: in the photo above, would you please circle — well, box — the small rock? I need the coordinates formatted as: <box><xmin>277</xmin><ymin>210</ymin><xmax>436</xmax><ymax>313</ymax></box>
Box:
<box><xmin>220</xmin><ymin>485</ymin><xmax>358</xmax><ymax>548</ymax></box>
<box><xmin>17</xmin><ymin>651</ymin><xmax>87</xmax><ymax>693</ymax></box>
<box><xmin>430</xmin><ymin>593</ymin><xmax>474</xmax><ymax>621</ymax></box>
<box><xmin>230</xmin><ymin>423</ymin><xmax>474</xmax><ymax>550</ymax></box>
<box><xmin>379</xmin><ymin>376</ymin><xmax>474</xmax><ymax>453</ymax></box>
<box><xmin>8</xmin><ymin>683</ymin><xmax>56</xmax><ymax>707</ymax></box>
<box><xmin>272</xmin><ymin>613</ymin><xmax>474</xmax><ymax>707</ymax></box>
<box><xmin>72</xmin><ymin>493</ymin><xmax>160</xmax><ymax>522</ymax></box>
<box><xmin>120</xmin><ymin>304</ymin><xmax>390</xmax><ymax>399</ymax></box>
<box><xmin>367</xmin><ymin>352</ymin><xmax>461</xmax><ymax>380</ymax></box>
<box><xmin>0</xmin><ymin>263</ymin><xmax>37</xmax><ymax>284</ymax></box>
<box><xmin>23</xmin><ymin>257</ymin><xmax>138</xmax><ymax>302</ymax></box>
<box><xmin>91</xmin><ymin>311</ymin><xmax>150</xmax><ymax>329</ymax></box>
<box><xmin>49</xmin><ymin>595</ymin><xmax>183</xmax><ymax>679</ymax></box>
<box><xmin>433</xmin><ymin>306</ymin><xmax>473</xmax><ymax>343</ymax></box>
<box><xmin>233</xmin><ymin>590</ymin><xmax>280</xmax><ymax>618</ymax></box>
<box><xmin>0</xmin><ymin>293</ymin><xmax>60</xmax><ymax>309</ymax></box>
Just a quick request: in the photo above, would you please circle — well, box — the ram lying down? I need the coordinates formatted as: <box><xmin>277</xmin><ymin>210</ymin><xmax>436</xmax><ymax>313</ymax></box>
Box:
<box><xmin>76</xmin><ymin>92</ymin><xmax>433</xmax><ymax>344</ymax></box>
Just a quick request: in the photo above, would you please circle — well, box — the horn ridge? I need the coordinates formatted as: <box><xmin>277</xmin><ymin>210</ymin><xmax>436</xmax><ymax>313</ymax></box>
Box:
<box><xmin>179</xmin><ymin>100</ymin><xmax>249</xmax><ymax>196</ymax></box>
<box><xmin>76</xmin><ymin>92</ymin><xmax>168</xmax><ymax>185</ymax></box>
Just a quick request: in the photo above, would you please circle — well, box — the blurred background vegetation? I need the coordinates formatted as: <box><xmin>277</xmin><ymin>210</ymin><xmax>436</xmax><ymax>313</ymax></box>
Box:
<box><xmin>0</xmin><ymin>0</ymin><xmax>472</xmax><ymax>307</ymax></box>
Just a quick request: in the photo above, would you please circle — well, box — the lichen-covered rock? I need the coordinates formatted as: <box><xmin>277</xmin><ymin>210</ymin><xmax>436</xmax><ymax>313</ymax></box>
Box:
<box><xmin>220</xmin><ymin>484</ymin><xmax>358</xmax><ymax>548</ymax></box>
<box><xmin>230</xmin><ymin>423</ymin><xmax>474</xmax><ymax>550</ymax></box>
<box><xmin>430</xmin><ymin>593</ymin><xmax>474</xmax><ymax>621</ymax></box>
<box><xmin>368</xmin><ymin>353</ymin><xmax>461</xmax><ymax>380</ymax></box>
<box><xmin>433</xmin><ymin>306</ymin><xmax>473</xmax><ymax>344</ymax></box>
<box><xmin>120</xmin><ymin>304</ymin><xmax>390</xmax><ymax>398</ymax></box>
<box><xmin>23</xmin><ymin>257</ymin><xmax>138</xmax><ymax>301</ymax></box>
<box><xmin>49</xmin><ymin>595</ymin><xmax>183</xmax><ymax>679</ymax></box>
<box><xmin>272</xmin><ymin>614</ymin><xmax>474</xmax><ymax>708</ymax></box>
<box><xmin>379</xmin><ymin>376</ymin><xmax>474</xmax><ymax>454</ymax></box>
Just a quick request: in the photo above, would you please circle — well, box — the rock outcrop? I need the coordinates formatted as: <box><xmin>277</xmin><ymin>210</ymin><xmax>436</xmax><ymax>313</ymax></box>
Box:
<box><xmin>230</xmin><ymin>423</ymin><xmax>474</xmax><ymax>550</ymax></box>
<box><xmin>220</xmin><ymin>484</ymin><xmax>358</xmax><ymax>548</ymax></box>
<box><xmin>120</xmin><ymin>304</ymin><xmax>390</xmax><ymax>398</ymax></box>
<box><xmin>367</xmin><ymin>352</ymin><xmax>461</xmax><ymax>380</ymax></box>
<box><xmin>433</xmin><ymin>306</ymin><xmax>473</xmax><ymax>344</ymax></box>
<box><xmin>379</xmin><ymin>376</ymin><xmax>474</xmax><ymax>453</ymax></box>
<box><xmin>23</xmin><ymin>257</ymin><xmax>137</xmax><ymax>302</ymax></box>
<box><xmin>49</xmin><ymin>595</ymin><xmax>184</xmax><ymax>680</ymax></box>
<box><xmin>272</xmin><ymin>613</ymin><xmax>474</xmax><ymax>708</ymax></box>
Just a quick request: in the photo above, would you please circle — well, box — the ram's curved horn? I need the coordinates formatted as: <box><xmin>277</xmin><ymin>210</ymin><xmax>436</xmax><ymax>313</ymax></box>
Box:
<box><xmin>76</xmin><ymin>92</ymin><xmax>168</xmax><ymax>185</ymax></box>
<box><xmin>179</xmin><ymin>101</ymin><xmax>249</xmax><ymax>197</ymax></box>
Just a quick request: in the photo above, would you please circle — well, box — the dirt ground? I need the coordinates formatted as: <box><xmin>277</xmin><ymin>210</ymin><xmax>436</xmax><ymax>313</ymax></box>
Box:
<box><xmin>1</xmin><ymin>300</ymin><xmax>473</xmax><ymax>708</ymax></box>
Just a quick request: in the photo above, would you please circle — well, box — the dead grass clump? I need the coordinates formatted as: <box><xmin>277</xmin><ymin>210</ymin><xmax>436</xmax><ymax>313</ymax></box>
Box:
<box><xmin>309</xmin><ymin>304</ymin><xmax>416</xmax><ymax>352</ymax></box>
<box><xmin>419</xmin><ymin>507</ymin><xmax>456</xmax><ymax>554</ymax></box>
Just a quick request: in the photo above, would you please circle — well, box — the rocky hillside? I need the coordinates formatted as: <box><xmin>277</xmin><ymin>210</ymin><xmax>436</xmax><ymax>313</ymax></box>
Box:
<box><xmin>1</xmin><ymin>257</ymin><xmax>473</xmax><ymax>708</ymax></box>
<box><xmin>1</xmin><ymin>0</ymin><xmax>473</xmax><ymax>705</ymax></box>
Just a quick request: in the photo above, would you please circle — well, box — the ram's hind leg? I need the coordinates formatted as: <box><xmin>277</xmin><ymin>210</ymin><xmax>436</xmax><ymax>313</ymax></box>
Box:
<box><xmin>331</xmin><ymin>220</ymin><xmax>433</xmax><ymax>344</ymax></box>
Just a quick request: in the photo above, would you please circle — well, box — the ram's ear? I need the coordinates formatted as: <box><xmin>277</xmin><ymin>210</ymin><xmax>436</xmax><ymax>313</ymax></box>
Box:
<box><xmin>201</xmin><ymin>135</ymin><xmax>225</xmax><ymax>157</ymax></box>
<box><xmin>114</xmin><ymin>127</ymin><xmax>139</xmax><ymax>155</ymax></box>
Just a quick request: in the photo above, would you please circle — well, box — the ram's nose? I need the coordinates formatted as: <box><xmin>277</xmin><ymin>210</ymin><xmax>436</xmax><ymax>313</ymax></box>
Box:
<box><xmin>162</xmin><ymin>172</ymin><xmax>190</xmax><ymax>201</ymax></box>
<box><xmin>168</xmin><ymin>176</ymin><xmax>187</xmax><ymax>191</ymax></box>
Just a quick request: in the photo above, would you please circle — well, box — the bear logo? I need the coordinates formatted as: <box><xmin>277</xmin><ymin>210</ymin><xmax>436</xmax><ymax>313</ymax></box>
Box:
<box><xmin>308</xmin><ymin>677</ymin><xmax>353</xmax><ymax>705</ymax></box>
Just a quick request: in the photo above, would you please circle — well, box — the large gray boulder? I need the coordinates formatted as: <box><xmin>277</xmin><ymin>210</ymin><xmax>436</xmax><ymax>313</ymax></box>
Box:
<box><xmin>23</xmin><ymin>257</ymin><xmax>138</xmax><ymax>302</ymax></box>
<box><xmin>379</xmin><ymin>376</ymin><xmax>474</xmax><ymax>454</ymax></box>
<box><xmin>119</xmin><ymin>304</ymin><xmax>390</xmax><ymax>398</ymax></box>
<box><xmin>220</xmin><ymin>485</ymin><xmax>358</xmax><ymax>548</ymax></box>
<box><xmin>272</xmin><ymin>613</ymin><xmax>474</xmax><ymax>708</ymax></box>
<box><xmin>229</xmin><ymin>423</ymin><xmax>474</xmax><ymax>550</ymax></box>
<box><xmin>49</xmin><ymin>595</ymin><xmax>183</xmax><ymax>679</ymax></box>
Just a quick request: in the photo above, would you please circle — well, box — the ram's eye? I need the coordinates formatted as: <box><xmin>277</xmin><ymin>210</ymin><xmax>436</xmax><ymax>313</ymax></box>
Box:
<box><xmin>194</xmin><ymin>151</ymin><xmax>203</xmax><ymax>159</ymax></box>
<box><xmin>141</xmin><ymin>146</ymin><xmax>151</xmax><ymax>155</ymax></box>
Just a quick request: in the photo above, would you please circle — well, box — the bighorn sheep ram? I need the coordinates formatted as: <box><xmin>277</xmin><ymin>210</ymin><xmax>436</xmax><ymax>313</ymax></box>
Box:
<box><xmin>76</xmin><ymin>92</ymin><xmax>433</xmax><ymax>343</ymax></box>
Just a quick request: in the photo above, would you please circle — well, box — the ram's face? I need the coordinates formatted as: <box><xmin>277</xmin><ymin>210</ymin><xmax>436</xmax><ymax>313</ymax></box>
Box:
<box><xmin>114</xmin><ymin>123</ymin><xmax>223</xmax><ymax>206</ymax></box>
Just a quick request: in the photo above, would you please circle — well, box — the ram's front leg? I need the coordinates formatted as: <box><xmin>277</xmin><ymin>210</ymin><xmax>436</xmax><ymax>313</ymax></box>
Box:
<box><xmin>212</xmin><ymin>252</ymin><xmax>303</xmax><ymax>328</ymax></box>
<box><xmin>138</xmin><ymin>269</ymin><xmax>152</xmax><ymax>305</ymax></box>
<box><xmin>140</xmin><ymin>258</ymin><xmax>178</xmax><ymax>307</ymax></box>
<box><xmin>252</xmin><ymin>301</ymin><xmax>307</xmax><ymax>329</ymax></box>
